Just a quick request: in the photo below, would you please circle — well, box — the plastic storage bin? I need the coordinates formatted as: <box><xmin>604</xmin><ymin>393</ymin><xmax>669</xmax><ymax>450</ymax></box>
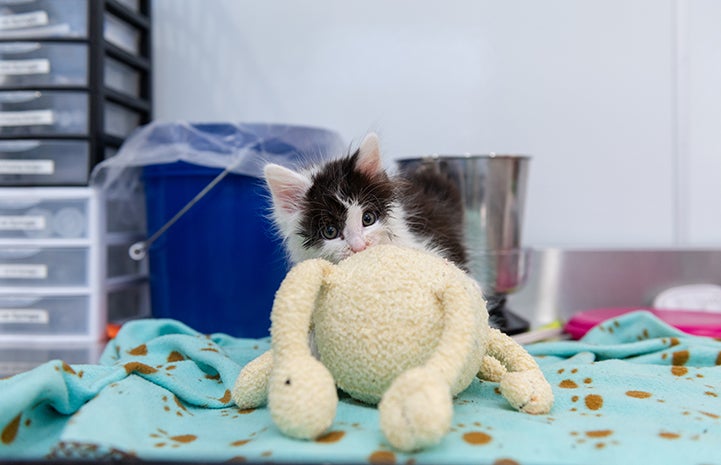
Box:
<box><xmin>0</xmin><ymin>0</ymin><xmax>88</xmax><ymax>39</ymax></box>
<box><xmin>103</xmin><ymin>122</ymin><xmax>346</xmax><ymax>338</ymax></box>
<box><xmin>0</xmin><ymin>187</ymin><xmax>108</xmax><ymax>342</ymax></box>
<box><xmin>0</xmin><ymin>90</ymin><xmax>88</xmax><ymax>136</ymax></box>
<box><xmin>0</xmin><ymin>139</ymin><xmax>91</xmax><ymax>185</ymax></box>
<box><xmin>0</xmin><ymin>193</ymin><xmax>87</xmax><ymax>238</ymax></box>
<box><xmin>0</xmin><ymin>246</ymin><xmax>88</xmax><ymax>287</ymax></box>
<box><xmin>0</xmin><ymin>41</ymin><xmax>87</xmax><ymax>88</ymax></box>
<box><xmin>143</xmin><ymin>162</ymin><xmax>287</xmax><ymax>338</ymax></box>
<box><xmin>0</xmin><ymin>294</ymin><xmax>91</xmax><ymax>336</ymax></box>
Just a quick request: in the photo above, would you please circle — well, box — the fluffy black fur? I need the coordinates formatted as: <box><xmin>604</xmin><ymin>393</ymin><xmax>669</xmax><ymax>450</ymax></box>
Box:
<box><xmin>297</xmin><ymin>150</ymin><xmax>468</xmax><ymax>268</ymax></box>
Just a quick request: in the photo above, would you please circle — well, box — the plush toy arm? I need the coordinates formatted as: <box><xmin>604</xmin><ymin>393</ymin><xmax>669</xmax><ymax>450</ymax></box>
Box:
<box><xmin>267</xmin><ymin>259</ymin><xmax>339</xmax><ymax>440</ymax></box>
<box><xmin>231</xmin><ymin>259</ymin><xmax>335</xmax><ymax>411</ymax></box>
<box><xmin>416</xmin><ymin>280</ymin><xmax>481</xmax><ymax>386</ymax></box>
<box><xmin>379</xmin><ymin>279</ymin><xmax>479</xmax><ymax>452</ymax></box>
<box><xmin>269</xmin><ymin>259</ymin><xmax>332</xmax><ymax>358</ymax></box>
<box><xmin>478</xmin><ymin>327</ymin><xmax>539</xmax><ymax>381</ymax></box>
<box><xmin>232</xmin><ymin>350</ymin><xmax>273</xmax><ymax>409</ymax></box>
<box><xmin>480</xmin><ymin>327</ymin><xmax>554</xmax><ymax>414</ymax></box>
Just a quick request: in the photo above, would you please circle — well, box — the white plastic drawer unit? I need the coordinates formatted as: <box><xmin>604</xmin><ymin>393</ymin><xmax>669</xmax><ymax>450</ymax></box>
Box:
<box><xmin>0</xmin><ymin>41</ymin><xmax>87</xmax><ymax>87</ymax></box>
<box><xmin>0</xmin><ymin>294</ymin><xmax>90</xmax><ymax>337</ymax></box>
<box><xmin>0</xmin><ymin>90</ymin><xmax>88</xmax><ymax>136</ymax></box>
<box><xmin>0</xmin><ymin>139</ymin><xmax>90</xmax><ymax>185</ymax></box>
<box><xmin>0</xmin><ymin>0</ymin><xmax>87</xmax><ymax>40</ymax></box>
<box><xmin>0</xmin><ymin>247</ymin><xmax>89</xmax><ymax>286</ymax></box>
<box><xmin>0</xmin><ymin>195</ymin><xmax>88</xmax><ymax>238</ymax></box>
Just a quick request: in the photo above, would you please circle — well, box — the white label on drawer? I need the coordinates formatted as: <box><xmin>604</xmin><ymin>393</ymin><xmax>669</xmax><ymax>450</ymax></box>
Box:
<box><xmin>0</xmin><ymin>309</ymin><xmax>49</xmax><ymax>324</ymax></box>
<box><xmin>0</xmin><ymin>215</ymin><xmax>46</xmax><ymax>231</ymax></box>
<box><xmin>0</xmin><ymin>159</ymin><xmax>54</xmax><ymax>175</ymax></box>
<box><xmin>0</xmin><ymin>11</ymin><xmax>50</xmax><ymax>31</ymax></box>
<box><xmin>0</xmin><ymin>58</ymin><xmax>50</xmax><ymax>75</ymax></box>
<box><xmin>0</xmin><ymin>109</ymin><xmax>54</xmax><ymax>127</ymax></box>
<box><xmin>0</xmin><ymin>264</ymin><xmax>48</xmax><ymax>279</ymax></box>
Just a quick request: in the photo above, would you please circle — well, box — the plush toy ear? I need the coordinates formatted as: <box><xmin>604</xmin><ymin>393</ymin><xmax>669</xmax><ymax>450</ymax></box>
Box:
<box><xmin>355</xmin><ymin>132</ymin><xmax>383</xmax><ymax>177</ymax></box>
<box><xmin>264</xmin><ymin>164</ymin><xmax>311</xmax><ymax>214</ymax></box>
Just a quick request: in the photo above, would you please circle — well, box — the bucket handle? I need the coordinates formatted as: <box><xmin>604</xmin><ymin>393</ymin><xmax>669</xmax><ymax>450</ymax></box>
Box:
<box><xmin>129</xmin><ymin>159</ymin><xmax>242</xmax><ymax>261</ymax></box>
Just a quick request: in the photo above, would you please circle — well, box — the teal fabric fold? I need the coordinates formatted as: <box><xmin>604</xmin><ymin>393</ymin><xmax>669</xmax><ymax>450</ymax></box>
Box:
<box><xmin>1</xmin><ymin>312</ymin><xmax>720</xmax><ymax>464</ymax></box>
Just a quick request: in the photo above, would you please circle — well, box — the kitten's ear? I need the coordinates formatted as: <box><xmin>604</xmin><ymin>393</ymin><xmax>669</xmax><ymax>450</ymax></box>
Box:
<box><xmin>264</xmin><ymin>163</ymin><xmax>311</xmax><ymax>214</ymax></box>
<box><xmin>355</xmin><ymin>132</ymin><xmax>383</xmax><ymax>176</ymax></box>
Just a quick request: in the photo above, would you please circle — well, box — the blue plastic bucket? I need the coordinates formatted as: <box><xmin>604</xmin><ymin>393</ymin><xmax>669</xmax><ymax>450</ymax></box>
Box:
<box><xmin>142</xmin><ymin>161</ymin><xmax>287</xmax><ymax>337</ymax></box>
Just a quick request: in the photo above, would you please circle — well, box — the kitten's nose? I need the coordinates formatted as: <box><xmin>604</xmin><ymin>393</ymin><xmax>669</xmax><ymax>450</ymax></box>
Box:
<box><xmin>348</xmin><ymin>237</ymin><xmax>367</xmax><ymax>253</ymax></box>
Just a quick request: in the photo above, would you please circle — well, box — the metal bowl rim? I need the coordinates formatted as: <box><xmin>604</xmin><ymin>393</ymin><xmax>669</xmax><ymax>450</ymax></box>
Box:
<box><xmin>395</xmin><ymin>154</ymin><xmax>531</xmax><ymax>163</ymax></box>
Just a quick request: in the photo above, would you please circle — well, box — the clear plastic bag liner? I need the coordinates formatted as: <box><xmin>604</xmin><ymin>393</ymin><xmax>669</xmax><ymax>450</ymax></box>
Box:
<box><xmin>90</xmin><ymin>121</ymin><xmax>347</xmax><ymax>194</ymax></box>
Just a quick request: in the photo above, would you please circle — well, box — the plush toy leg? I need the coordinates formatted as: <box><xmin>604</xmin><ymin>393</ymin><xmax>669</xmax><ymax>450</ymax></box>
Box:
<box><xmin>482</xmin><ymin>328</ymin><xmax>540</xmax><ymax>373</ymax></box>
<box><xmin>267</xmin><ymin>259</ymin><xmax>339</xmax><ymax>440</ymax></box>
<box><xmin>479</xmin><ymin>328</ymin><xmax>554</xmax><ymax>414</ymax></box>
<box><xmin>379</xmin><ymin>367</ymin><xmax>453</xmax><ymax>452</ymax></box>
<box><xmin>379</xmin><ymin>279</ymin><xmax>483</xmax><ymax>452</ymax></box>
<box><xmin>479</xmin><ymin>354</ymin><xmax>506</xmax><ymax>383</ymax></box>
<box><xmin>499</xmin><ymin>369</ymin><xmax>553</xmax><ymax>414</ymax></box>
<box><xmin>232</xmin><ymin>350</ymin><xmax>273</xmax><ymax>409</ymax></box>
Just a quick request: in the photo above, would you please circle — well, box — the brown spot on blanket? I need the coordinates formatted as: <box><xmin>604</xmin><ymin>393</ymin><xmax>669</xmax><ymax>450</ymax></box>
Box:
<box><xmin>559</xmin><ymin>379</ymin><xmax>578</xmax><ymax>389</ymax></box>
<box><xmin>369</xmin><ymin>450</ymin><xmax>396</xmax><ymax>464</ymax></box>
<box><xmin>584</xmin><ymin>394</ymin><xmax>603</xmax><ymax>410</ymax></box>
<box><xmin>463</xmin><ymin>431</ymin><xmax>492</xmax><ymax>445</ymax></box>
<box><xmin>626</xmin><ymin>390</ymin><xmax>652</xmax><ymax>399</ymax></box>
<box><xmin>1</xmin><ymin>413</ymin><xmax>21</xmax><ymax>444</ymax></box>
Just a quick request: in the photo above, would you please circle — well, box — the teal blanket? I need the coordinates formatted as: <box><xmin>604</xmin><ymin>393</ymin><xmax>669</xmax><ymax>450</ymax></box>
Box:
<box><xmin>1</xmin><ymin>311</ymin><xmax>720</xmax><ymax>464</ymax></box>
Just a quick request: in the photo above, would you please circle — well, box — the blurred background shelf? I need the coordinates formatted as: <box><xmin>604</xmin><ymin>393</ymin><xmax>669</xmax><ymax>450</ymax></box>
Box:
<box><xmin>0</xmin><ymin>1</ymin><xmax>152</xmax><ymax>368</ymax></box>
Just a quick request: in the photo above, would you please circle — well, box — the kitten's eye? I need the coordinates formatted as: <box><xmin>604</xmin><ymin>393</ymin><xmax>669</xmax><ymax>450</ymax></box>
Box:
<box><xmin>362</xmin><ymin>211</ymin><xmax>377</xmax><ymax>227</ymax></box>
<box><xmin>321</xmin><ymin>224</ymin><xmax>339</xmax><ymax>240</ymax></box>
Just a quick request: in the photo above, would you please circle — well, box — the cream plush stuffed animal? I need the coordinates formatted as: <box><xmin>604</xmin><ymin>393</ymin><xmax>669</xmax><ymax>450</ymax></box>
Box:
<box><xmin>232</xmin><ymin>245</ymin><xmax>553</xmax><ymax>452</ymax></box>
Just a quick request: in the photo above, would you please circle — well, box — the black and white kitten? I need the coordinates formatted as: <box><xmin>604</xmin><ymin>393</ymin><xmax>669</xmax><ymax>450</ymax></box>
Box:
<box><xmin>263</xmin><ymin>133</ymin><xmax>467</xmax><ymax>268</ymax></box>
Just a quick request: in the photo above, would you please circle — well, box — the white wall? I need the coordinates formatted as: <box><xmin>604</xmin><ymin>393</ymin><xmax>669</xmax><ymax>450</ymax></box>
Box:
<box><xmin>151</xmin><ymin>0</ymin><xmax>721</xmax><ymax>249</ymax></box>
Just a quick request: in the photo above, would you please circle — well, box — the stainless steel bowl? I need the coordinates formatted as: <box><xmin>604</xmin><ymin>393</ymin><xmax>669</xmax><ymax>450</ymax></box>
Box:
<box><xmin>396</xmin><ymin>155</ymin><xmax>529</xmax><ymax>252</ymax></box>
<box><xmin>396</xmin><ymin>155</ymin><xmax>531</xmax><ymax>333</ymax></box>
